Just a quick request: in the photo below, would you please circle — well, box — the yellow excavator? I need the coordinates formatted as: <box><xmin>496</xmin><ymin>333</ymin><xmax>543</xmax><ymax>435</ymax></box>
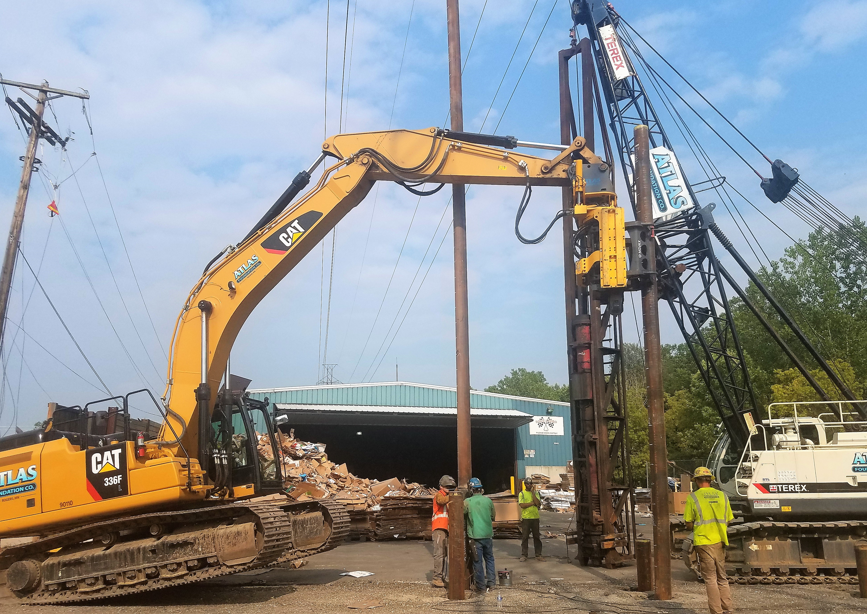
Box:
<box><xmin>0</xmin><ymin>127</ymin><xmax>622</xmax><ymax>602</ymax></box>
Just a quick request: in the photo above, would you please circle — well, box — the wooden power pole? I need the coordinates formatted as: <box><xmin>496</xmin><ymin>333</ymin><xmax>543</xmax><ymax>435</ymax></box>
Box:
<box><xmin>0</xmin><ymin>79</ymin><xmax>89</xmax><ymax>354</ymax></box>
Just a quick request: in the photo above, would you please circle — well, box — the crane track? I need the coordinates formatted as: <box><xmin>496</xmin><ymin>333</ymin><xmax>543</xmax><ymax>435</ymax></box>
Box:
<box><xmin>2</xmin><ymin>496</ymin><xmax>348</xmax><ymax>605</ymax></box>
<box><xmin>681</xmin><ymin>520</ymin><xmax>867</xmax><ymax>586</ymax></box>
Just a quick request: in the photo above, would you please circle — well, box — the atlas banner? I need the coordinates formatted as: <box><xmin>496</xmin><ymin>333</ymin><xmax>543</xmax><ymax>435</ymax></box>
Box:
<box><xmin>598</xmin><ymin>24</ymin><xmax>633</xmax><ymax>81</ymax></box>
<box><xmin>648</xmin><ymin>146</ymin><xmax>694</xmax><ymax>220</ymax></box>
<box><xmin>86</xmin><ymin>443</ymin><xmax>129</xmax><ymax>501</ymax></box>
<box><xmin>529</xmin><ymin>416</ymin><xmax>564</xmax><ymax>436</ymax></box>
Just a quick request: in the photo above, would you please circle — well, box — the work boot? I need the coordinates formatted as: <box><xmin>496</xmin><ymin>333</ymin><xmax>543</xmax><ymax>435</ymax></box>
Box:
<box><xmin>431</xmin><ymin>578</ymin><xmax>445</xmax><ymax>588</ymax></box>
<box><xmin>535</xmin><ymin>556</ymin><xmax>546</xmax><ymax>562</ymax></box>
<box><xmin>519</xmin><ymin>556</ymin><xmax>527</xmax><ymax>562</ymax></box>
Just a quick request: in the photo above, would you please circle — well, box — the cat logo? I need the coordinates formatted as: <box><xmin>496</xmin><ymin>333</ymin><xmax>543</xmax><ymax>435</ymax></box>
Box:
<box><xmin>261</xmin><ymin>211</ymin><xmax>323</xmax><ymax>255</ymax></box>
<box><xmin>91</xmin><ymin>448</ymin><xmax>122</xmax><ymax>474</ymax></box>
<box><xmin>86</xmin><ymin>444</ymin><xmax>129</xmax><ymax>501</ymax></box>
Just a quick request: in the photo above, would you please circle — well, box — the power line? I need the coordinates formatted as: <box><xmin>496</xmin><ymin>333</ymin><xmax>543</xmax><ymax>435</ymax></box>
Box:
<box><xmin>55</xmin><ymin>215</ymin><xmax>152</xmax><ymax>389</ymax></box>
<box><xmin>318</xmin><ymin>0</ymin><xmax>331</xmax><ymax>382</ymax></box>
<box><xmin>340</xmin><ymin>1</ymin><xmax>417</xmax><ymax>377</ymax></box>
<box><xmin>321</xmin><ymin>0</ymin><xmax>353</xmax><ymax>370</ymax></box>
<box><xmin>65</xmin><ymin>150</ymin><xmax>164</xmax><ymax>384</ymax></box>
<box><xmin>493</xmin><ymin>0</ymin><xmax>559</xmax><ymax>133</ymax></box>
<box><xmin>81</xmin><ymin>100</ymin><xmax>168</xmax><ymax>360</ymax></box>
<box><xmin>362</xmin><ymin>2</ymin><xmax>547</xmax><ymax>377</ymax></box>
<box><xmin>478</xmin><ymin>0</ymin><xmax>539</xmax><ymax>132</ymax></box>
<box><xmin>4</xmin><ymin>318</ymin><xmax>106</xmax><ymax>393</ymax></box>
<box><xmin>17</xmin><ymin>249</ymin><xmax>113</xmax><ymax>395</ymax></box>
<box><xmin>368</xmin><ymin>219</ymin><xmax>453</xmax><ymax>382</ymax></box>
<box><xmin>362</xmin><ymin>199</ymin><xmax>452</xmax><ymax>382</ymax></box>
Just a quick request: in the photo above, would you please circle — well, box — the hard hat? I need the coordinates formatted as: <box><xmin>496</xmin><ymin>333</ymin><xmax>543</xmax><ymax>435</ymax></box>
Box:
<box><xmin>693</xmin><ymin>467</ymin><xmax>714</xmax><ymax>480</ymax></box>
<box><xmin>468</xmin><ymin>477</ymin><xmax>483</xmax><ymax>489</ymax></box>
<box><xmin>439</xmin><ymin>475</ymin><xmax>456</xmax><ymax>488</ymax></box>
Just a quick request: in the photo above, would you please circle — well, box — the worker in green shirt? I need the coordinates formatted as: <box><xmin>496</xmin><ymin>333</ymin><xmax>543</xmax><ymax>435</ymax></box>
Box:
<box><xmin>464</xmin><ymin>477</ymin><xmax>496</xmax><ymax>592</ymax></box>
<box><xmin>683</xmin><ymin>467</ymin><xmax>735</xmax><ymax>614</ymax></box>
<box><xmin>518</xmin><ymin>478</ymin><xmax>544</xmax><ymax>561</ymax></box>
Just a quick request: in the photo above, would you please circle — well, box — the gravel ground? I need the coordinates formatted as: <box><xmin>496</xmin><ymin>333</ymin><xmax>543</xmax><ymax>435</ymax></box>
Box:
<box><xmin>4</xmin><ymin>575</ymin><xmax>867</xmax><ymax>614</ymax></box>
<box><xmin>3</xmin><ymin>511</ymin><xmax>867</xmax><ymax>613</ymax></box>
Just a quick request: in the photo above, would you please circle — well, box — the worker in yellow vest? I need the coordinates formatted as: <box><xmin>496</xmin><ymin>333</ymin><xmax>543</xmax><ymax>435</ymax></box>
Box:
<box><xmin>683</xmin><ymin>467</ymin><xmax>734</xmax><ymax>614</ymax></box>
<box><xmin>430</xmin><ymin>475</ymin><xmax>455</xmax><ymax>588</ymax></box>
<box><xmin>518</xmin><ymin>478</ymin><xmax>544</xmax><ymax>561</ymax></box>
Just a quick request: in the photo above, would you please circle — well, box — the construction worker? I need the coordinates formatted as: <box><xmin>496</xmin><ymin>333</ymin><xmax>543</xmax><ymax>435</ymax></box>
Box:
<box><xmin>684</xmin><ymin>467</ymin><xmax>734</xmax><ymax>614</ymax></box>
<box><xmin>518</xmin><ymin>477</ymin><xmax>544</xmax><ymax>561</ymax></box>
<box><xmin>464</xmin><ymin>477</ymin><xmax>497</xmax><ymax>592</ymax></box>
<box><xmin>431</xmin><ymin>475</ymin><xmax>455</xmax><ymax>588</ymax></box>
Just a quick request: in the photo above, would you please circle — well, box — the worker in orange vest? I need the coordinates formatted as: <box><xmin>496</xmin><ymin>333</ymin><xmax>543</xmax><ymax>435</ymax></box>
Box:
<box><xmin>431</xmin><ymin>475</ymin><xmax>456</xmax><ymax>588</ymax></box>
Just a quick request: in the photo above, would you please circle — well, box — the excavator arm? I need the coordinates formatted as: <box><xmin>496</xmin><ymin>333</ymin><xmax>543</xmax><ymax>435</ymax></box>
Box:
<box><xmin>159</xmin><ymin>127</ymin><xmax>615</xmax><ymax>464</ymax></box>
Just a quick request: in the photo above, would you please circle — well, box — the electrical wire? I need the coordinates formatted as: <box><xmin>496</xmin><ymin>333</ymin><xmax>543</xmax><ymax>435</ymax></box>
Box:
<box><xmin>81</xmin><ymin>101</ymin><xmax>168</xmax><ymax>360</ymax></box>
<box><xmin>361</xmin><ymin>2</ymin><xmax>555</xmax><ymax>377</ymax></box>
<box><xmin>338</xmin><ymin>0</ymin><xmax>487</xmax><ymax>372</ymax></box>
<box><xmin>478</xmin><ymin>0</ymin><xmax>539</xmax><ymax>132</ymax></box>
<box><xmin>55</xmin><ymin>215</ymin><xmax>152</xmax><ymax>389</ymax></box>
<box><xmin>318</xmin><ymin>0</ymin><xmax>331</xmax><ymax>381</ymax></box>
<box><xmin>17</xmin><ymin>249</ymin><xmax>113</xmax><ymax>395</ymax></box>
<box><xmin>361</xmin><ymin>200</ymin><xmax>452</xmax><ymax>382</ymax></box>
<box><xmin>321</xmin><ymin>0</ymin><xmax>354</xmax><ymax>374</ymax></box>
<box><xmin>65</xmin><ymin>150</ymin><xmax>164</xmax><ymax>384</ymax></box>
<box><xmin>493</xmin><ymin>0</ymin><xmax>559</xmax><ymax>134</ymax></box>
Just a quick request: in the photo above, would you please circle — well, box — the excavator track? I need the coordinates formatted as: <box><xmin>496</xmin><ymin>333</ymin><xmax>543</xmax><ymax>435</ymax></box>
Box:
<box><xmin>0</xmin><ymin>496</ymin><xmax>347</xmax><ymax>604</ymax></box>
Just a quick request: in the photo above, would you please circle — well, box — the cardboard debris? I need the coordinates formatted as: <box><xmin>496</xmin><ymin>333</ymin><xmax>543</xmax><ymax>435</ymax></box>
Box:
<box><xmin>347</xmin><ymin>601</ymin><xmax>382</xmax><ymax>610</ymax></box>
<box><xmin>257</xmin><ymin>429</ymin><xmax>523</xmax><ymax>539</ymax></box>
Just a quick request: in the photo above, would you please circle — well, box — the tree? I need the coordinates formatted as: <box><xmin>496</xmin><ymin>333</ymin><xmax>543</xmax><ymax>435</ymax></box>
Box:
<box><xmin>769</xmin><ymin>359</ymin><xmax>865</xmax><ymax>416</ymax></box>
<box><xmin>732</xmin><ymin>218</ymin><xmax>867</xmax><ymax>398</ymax></box>
<box><xmin>484</xmin><ymin>368</ymin><xmax>569</xmax><ymax>402</ymax></box>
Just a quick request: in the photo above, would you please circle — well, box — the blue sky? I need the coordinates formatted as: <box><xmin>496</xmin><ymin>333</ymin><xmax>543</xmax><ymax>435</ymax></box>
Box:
<box><xmin>1</xmin><ymin>0</ymin><xmax>866</xmax><ymax>430</ymax></box>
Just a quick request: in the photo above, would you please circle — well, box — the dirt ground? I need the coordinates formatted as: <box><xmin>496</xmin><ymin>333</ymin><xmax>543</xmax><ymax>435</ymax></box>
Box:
<box><xmin>3</xmin><ymin>512</ymin><xmax>867</xmax><ymax>613</ymax></box>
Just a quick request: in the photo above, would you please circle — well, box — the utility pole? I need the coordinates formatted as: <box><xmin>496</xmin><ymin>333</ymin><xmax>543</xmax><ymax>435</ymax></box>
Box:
<box><xmin>634</xmin><ymin>124</ymin><xmax>672</xmax><ymax>600</ymax></box>
<box><xmin>446</xmin><ymin>0</ymin><xmax>470</xmax><ymax>601</ymax></box>
<box><xmin>0</xmin><ymin>79</ymin><xmax>89</xmax><ymax>354</ymax></box>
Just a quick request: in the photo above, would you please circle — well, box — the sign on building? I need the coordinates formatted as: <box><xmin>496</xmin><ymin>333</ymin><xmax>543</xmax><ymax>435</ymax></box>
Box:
<box><xmin>529</xmin><ymin>416</ymin><xmax>564</xmax><ymax>436</ymax></box>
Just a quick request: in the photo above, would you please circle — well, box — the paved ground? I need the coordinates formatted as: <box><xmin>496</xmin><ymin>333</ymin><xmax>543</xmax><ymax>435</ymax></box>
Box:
<box><xmin>3</xmin><ymin>512</ymin><xmax>867</xmax><ymax>613</ymax></box>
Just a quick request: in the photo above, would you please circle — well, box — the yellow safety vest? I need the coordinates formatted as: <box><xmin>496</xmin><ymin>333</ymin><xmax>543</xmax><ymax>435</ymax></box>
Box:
<box><xmin>683</xmin><ymin>487</ymin><xmax>734</xmax><ymax>546</ymax></box>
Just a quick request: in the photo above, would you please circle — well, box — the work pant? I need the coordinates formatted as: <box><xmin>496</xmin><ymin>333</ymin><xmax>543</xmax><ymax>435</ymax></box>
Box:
<box><xmin>520</xmin><ymin>518</ymin><xmax>542</xmax><ymax>558</ymax></box>
<box><xmin>695</xmin><ymin>542</ymin><xmax>732</xmax><ymax>614</ymax></box>
<box><xmin>432</xmin><ymin>529</ymin><xmax>448</xmax><ymax>582</ymax></box>
<box><xmin>472</xmin><ymin>538</ymin><xmax>496</xmax><ymax>590</ymax></box>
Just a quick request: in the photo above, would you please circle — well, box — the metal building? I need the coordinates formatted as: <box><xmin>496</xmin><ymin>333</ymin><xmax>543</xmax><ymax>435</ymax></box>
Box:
<box><xmin>247</xmin><ymin>382</ymin><xmax>571</xmax><ymax>489</ymax></box>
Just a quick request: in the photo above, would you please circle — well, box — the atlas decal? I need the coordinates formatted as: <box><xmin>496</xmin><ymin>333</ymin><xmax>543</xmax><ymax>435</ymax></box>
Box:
<box><xmin>854</xmin><ymin>451</ymin><xmax>867</xmax><ymax>473</ymax></box>
<box><xmin>0</xmin><ymin>464</ymin><xmax>38</xmax><ymax>498</ymax></box>
<box><xmin>86</xmin><ymin>444</ymin><xmax>129</xmax><ymax>501</ymax></box>
<box><xmin>234</xmin><ymin>254</ymin><xmax>261</xmax><ymax>283</ymax></box>
<box><xmin>261</xmin><ymin>211</ymin><xmax>323</xmax><ymax>255</ymax></box>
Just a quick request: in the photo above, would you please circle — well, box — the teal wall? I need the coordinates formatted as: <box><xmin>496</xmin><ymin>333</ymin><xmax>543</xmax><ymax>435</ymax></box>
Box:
<box><xmin>247</xmin><ymin>383</ymin><xmax>571</xmax><ymax>478</ymax></box>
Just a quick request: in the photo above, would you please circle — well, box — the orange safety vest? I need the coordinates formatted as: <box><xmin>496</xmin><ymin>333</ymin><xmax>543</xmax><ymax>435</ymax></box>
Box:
<box><xmin>432</xmin><ymin>488</ymin><xmax>449</xmax><ymax>531</ymax></box>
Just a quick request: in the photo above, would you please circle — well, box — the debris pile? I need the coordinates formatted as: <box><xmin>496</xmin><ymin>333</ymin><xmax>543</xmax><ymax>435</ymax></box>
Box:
<box><xmin>257</xmin><ymin>431</ymin><xmax>437</xmax><ymax>512</ymax></box>
<box><xmin>256</xmin><ymin>429</ymin><xmax>524</xmax><ymax>540</ymax></box>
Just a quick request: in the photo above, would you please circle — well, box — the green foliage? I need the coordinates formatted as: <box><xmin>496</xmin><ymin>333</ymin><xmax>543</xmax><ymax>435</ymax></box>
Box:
<box><xmin>732</xmin><ymin>218</ymin><xmax>867</xmax><ymax>401</ymax></box>
<box><xmin>770</xmin><ymin>360</ymin><xmax>864</xmax><ymax>413</ymax></box>
<box><xmin>484</xmin><ymin>368</ymin><xmax>569</xmax><ymax>402</ymax></box>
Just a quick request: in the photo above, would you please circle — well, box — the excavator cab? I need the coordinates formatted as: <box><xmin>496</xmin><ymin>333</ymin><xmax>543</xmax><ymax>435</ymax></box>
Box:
<box><xmin>208</xmin><ymin>393</ymin><xmax>283</xmax><ymax>497</ymax></box>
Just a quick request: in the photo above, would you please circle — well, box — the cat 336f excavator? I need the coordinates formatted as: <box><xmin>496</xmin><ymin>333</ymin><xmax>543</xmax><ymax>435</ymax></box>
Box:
<box><xmin>0</xmin><ymin>127</ymin><xmax>622</xmax><ymax>603</ymax></box>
